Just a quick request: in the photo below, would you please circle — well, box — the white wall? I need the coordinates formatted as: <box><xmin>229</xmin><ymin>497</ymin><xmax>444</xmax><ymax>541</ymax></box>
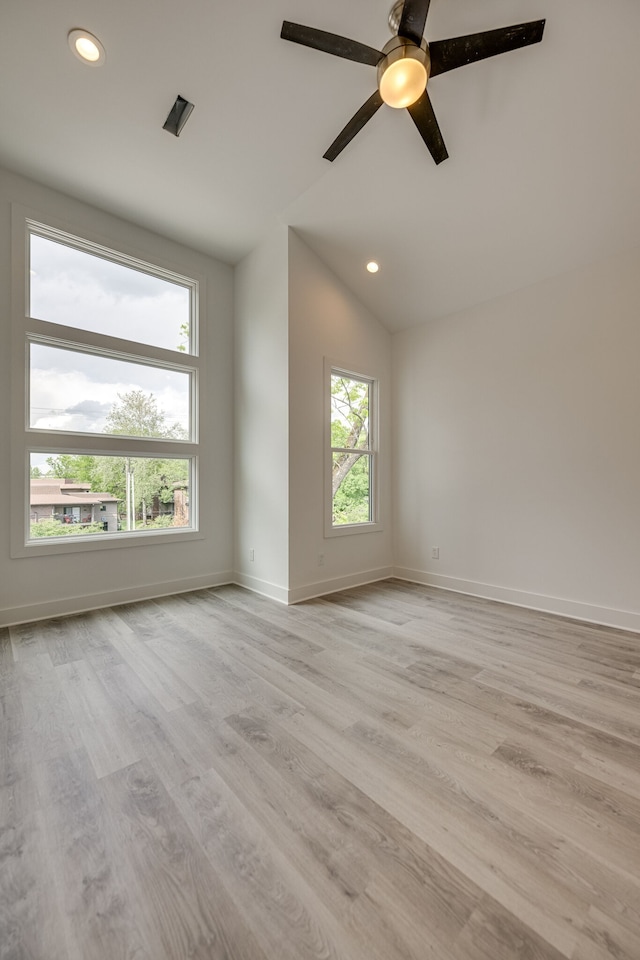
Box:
<box><xmin>234</xmin><ymin>225</ymin><xmax>290</xmax><ymax>600</ymax></box>
<box><xmin>288</xmin><ymin>231</ymin><xmax>393</xmax><ymax>601</ymax></box>
<box><xmin>392</xmin><ymin>246</ymin><xmax>640</xmax><ymax>631</ymax></box>
<box><xmin>0</xmin><ymin>167</ymin><xmax>234</xmax><ymax>626</ymax></box>
<box><xmin>233</xmin><ymin>228</ymin><xmax>393</xmax><ymax>604</ymax></box>
<box><xmin>6</xmin><ymin>168</ymin><xmax>637</xmax><ymax>630</ymax></box>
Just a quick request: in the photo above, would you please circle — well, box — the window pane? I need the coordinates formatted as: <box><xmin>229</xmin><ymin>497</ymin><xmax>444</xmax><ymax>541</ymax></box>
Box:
<box><xmin>30</xmin><ymin>343</ymin><xmax>190</xmax><ymax>439</ymax></box>
<box><xmin>30</xmin><ymin>234</ymin><xmax>192</xmax><ymax>353</ymax></box>
<box><xmin>332</xmin><ymin>452</ymin><xmax>371</xmax><ymax>525</ymax></box>
<box><xmin>29</xmin><ymin>454</ymin><xmax>191</xmax><ymax>539</ymax></box>
<box><xmin>330</xmin><ymin>374</ymin><xmax>370</xmax><ymax>450</ymax></box>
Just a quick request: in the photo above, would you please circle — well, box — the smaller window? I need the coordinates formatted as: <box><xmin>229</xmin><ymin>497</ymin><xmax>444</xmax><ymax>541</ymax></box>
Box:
<box><xmin>328</xmin><ymin>366</ymin><xmax>379</xmax><ymax>534</ymax></box>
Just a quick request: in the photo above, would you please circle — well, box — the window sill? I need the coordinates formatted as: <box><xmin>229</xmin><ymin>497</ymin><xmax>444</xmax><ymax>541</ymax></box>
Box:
<box><xmin>12</xmin><ymin>527</ymin><xmax>203</xmax><ymax>559</ymax></box>
<box><xmin>324</xmin><ymin>521</ymin><xmax>384</xmax><ymax>539</ymax></box>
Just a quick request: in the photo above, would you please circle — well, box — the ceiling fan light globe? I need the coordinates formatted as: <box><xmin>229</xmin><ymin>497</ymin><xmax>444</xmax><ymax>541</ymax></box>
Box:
<box><xmin>377</xmin><ymin>36</ymin><xmax>430</xmax><ymax>109</ymax></box>
<box><xmin>380</xmin><ymin>58</ymin><xmax>427</xmax><ymax>108</ymax></box>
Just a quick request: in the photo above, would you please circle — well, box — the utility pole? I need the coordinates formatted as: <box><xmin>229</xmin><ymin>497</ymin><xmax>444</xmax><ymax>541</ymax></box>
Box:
<box><xmin>125</xmin><ymin>458</ymin><xmax>136</xmax><ymax>531</ymax></box>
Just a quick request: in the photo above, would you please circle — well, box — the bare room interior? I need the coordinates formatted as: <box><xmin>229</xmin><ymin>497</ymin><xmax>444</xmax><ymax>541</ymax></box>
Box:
<box><xmin>1</xmin><ymin>1</ymin><xmax>639</xmax><ymax>958</ymax></box>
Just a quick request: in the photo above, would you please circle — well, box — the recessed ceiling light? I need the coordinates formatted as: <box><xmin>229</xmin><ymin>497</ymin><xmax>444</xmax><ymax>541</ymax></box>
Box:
<box><xmin>68</xmin><ymin>29</ymin><xmax>105</xmax><ymax>65</ymax></box>
<box><xmin>366</xmin><ymin>261</ymin><xmax>380</xmax><ymax>274</ymax></box>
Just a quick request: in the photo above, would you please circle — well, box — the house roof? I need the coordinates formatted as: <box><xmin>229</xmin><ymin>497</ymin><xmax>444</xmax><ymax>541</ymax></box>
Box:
<box><xmin>30</xmin><ymin>494</ymin><xmax>116</xmax><ymax>507</ymax></box>
<box><xmin>1</xmin><ymin>1</ymin><xmax>640</xmax><ymax>331</ymax></box>
<box><xmin>30</xmin><ymin>479</ymin><xmax>119</xmax><ymax>506</ymax></box>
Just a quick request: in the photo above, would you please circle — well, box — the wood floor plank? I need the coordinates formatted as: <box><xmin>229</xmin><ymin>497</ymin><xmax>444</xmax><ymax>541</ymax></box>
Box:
<box><xmin>0</xmin><ymin>686</ymin><xmax>29</xmax><ymax>823</ymax></box>
<box><xmin>104</xmin><ymin>611</ymin><xmax>199</xmax><ymax>712</ymax></box>
<box><xmin>171</xmin><ymin>765</ymin><xmax>360</xmax><ymax>960</ymax></box>
<box><xmin>571</xmin><ymin>906</ymin><xmax>640</xmax><ymax>960</ymax></box>
<box><xmin>0</xmin><ymin>629</ymin><xmax>16</xmax><ymax>681</ymax></box>
<box><xmin>214</xmin><ymin>630</ymin><xmax>363</xmax><ymax>730</ymax></box>
<box><xmin>99</xmin><ymin>759</ymin><xmax>270</xmax><ymax>960</ymax></box>
<box><xmin>0</xmin><ymin>806</ymin><xmax>71</xmax><ymax>960</ymax></box>
<box><xmin>281</xmin><ymin>705</ymin><xmax>585</xmax><ymax>957</ymax></box>
<box><xmin>34</xmin><ymin>747</ymin><xmax>153</xmax><ymax>960</ymax></box>
<box><xmin>2</xmin><ymin>579</ymin><xmax>640</xmax><ymax>960</ymax></box>
<box><xmin>8</xmin><ymin>621</ymin><xmax>51</xmax><ymax>663</ymax></box>
<box><xmin>51</xmin><ymin>611</ymin><xmax>125</xmax><ymax>672</ymax></box>
<box><xmin>55</xmin><ymin>659</ymin><xmax>140</xmax><ymax>779</ymax></box>
<box><xmin>452</xmin><ymin>895</ymin><xmax>568</xmax><ymax>960</ymax></box>
<box><xmin>311</xmin><ymin>647</ymin><xmax>451</xmax><ymax>726</ymax></box>
<box><xmin>18</xmin><ymin>654</ymin><xmax>82</xmax><ymax>766</ymax></box>
<box><xmin>475</xmin><ymin>665</ymin><xmax>640</xmax><ymax>746</ymax></box>
<box><xmin>26</xmin><ymin>617</ymin><xmax>87</xmax><ymax>668</ymax></box>
<box><xmin>573</xmin><ymin>746</ymin><xmax>640</xmax><ymax>801</ymax></box>
<box><xmin>441</xmin><ymin>674</ymin><xmax>638</xmax><ymax>771</ymax></box>
<box><xmin>408</xmin><ymin>728</ymin><xmax>640</xmax><ymax>911</ymax></box>
<box><xmin>180</xmin><ymin>590</ymin><xmax>328</xmax><ymax>660</ymax></box>
<box><xmin>192</xmin><ymin>712</ymin><xmax>443</xmax><ymax>960</ymax></box>
<box><xmin>144</xmin><ymin>632</ymin><xmax>251</xmax><ymax>718</ymax></box>
<box><xmin>224</xmin><ymin>709</ymin><xmax>483</xmax><ymax>958</ymax></box>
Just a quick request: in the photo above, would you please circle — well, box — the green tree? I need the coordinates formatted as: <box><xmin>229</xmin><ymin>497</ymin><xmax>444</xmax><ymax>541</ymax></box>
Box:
<box><xmin>332</xmin><ymin>456</ymin><xmax>370</xmax><ymax>524</ymax></box>
<box><xmin>104</xmin><ymin>389</ymin><xmax>186</xmax><ymax>440</ymax></box>
<box><xmin>46</xmin><ymin>453</ymin><xmax>98</xmax><ymax>483</ymax></box>
<box><xmin>30</xmin><ymin>518</ymin><xmax>104</xmax><ymax>538</ymax></box>
<box><xmin>330</xmin><ymin>375</ymin><xmax>371</xmax><ymax>523</ymax></box>
<box><xmin>177</xmin><ymin>321</ymin><xmax>189</xmax><ymax>353</ymax></box>
<box><xmin>98</xmin><ymin>390</ymin><xmax>188</xmax><ymax>528</ymax></box>
<box><xmin>31</xmin><ymin>392</ymin><xmax>188</xmax><ymax>538</ymax></box>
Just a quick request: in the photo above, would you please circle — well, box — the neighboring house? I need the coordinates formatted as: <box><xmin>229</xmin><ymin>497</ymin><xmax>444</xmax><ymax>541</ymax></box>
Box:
<box><xmin>30</xmin><ymin>478</ymin><xmax>120</xmax><ymax>532</ymax></box>
<box><xmin>173</xmin><ymin>483</ymin><xmax>189</xmax><ymax>526</ymax></box>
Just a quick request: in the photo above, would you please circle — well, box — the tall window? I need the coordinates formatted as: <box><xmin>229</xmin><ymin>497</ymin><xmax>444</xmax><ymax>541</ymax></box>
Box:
<box><xmin>328</xmin><ymin>366</ymin><xmax>378</xmax><ymax>532</ymax></box>
<box><xmin>15</xmin><ymin>218</ymin><xmax>200</xmax><ymax>552</ymax></box>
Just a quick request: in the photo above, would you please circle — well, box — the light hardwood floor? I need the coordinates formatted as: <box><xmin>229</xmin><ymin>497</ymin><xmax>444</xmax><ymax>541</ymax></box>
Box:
<box><xmin>2</xmin><ymin>579</ymin><xmax>640</xmax><ymax>960</ymax></box>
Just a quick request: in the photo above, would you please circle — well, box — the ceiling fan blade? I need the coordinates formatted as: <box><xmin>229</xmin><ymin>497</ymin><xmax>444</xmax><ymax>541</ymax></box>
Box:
<box><xmin>407</xmin><ymin>90</ymin><xmax>448</xmax><ymax>164</ymax></box>
<box><xmin>281</xmin><ymin>21</ymin><xmax>382</xmax><ymax>67</ymax></box>
<box><xmin>324</xmin><ymin>90</ymin><xmax>384</xmax><ymax>162</ymax></box>
<box><xmin>398</xmin><ymin>0</ymin><xmax>432</xmax><ymax>46</ymax></box>
<box><xmin>429</xmin><ymin>20</ymin><xmax>546</xmax><ymax>78</ymax></box>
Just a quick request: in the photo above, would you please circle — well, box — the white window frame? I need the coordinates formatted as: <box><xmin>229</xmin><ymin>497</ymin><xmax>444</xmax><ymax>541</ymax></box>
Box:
<box><xmin>324</xmin><ymin>358</ymin><xmax>382</xmax><ymax>538</ymax></box>
<box><xmin>10</xmin><ymin>206</ymin><xmax>204</xmax><ymax>557</ymax></box>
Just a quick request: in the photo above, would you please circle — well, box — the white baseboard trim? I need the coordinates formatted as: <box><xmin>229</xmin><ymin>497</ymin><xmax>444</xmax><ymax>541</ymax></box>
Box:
<box><xmin>393</xmin><ymin>568</ymin><xmax>640</xmax><ymax>634</ymax></box>
<box><xmin>1</xmin><ymin>566</ymin><xmax>391</xmax><ymax>626</ymax></box>
<box><xmin>232</xmin><ymin>572</ymin><xmax>290</xmax><ymax>605</ymax></box>
<box><xmin>232</xmin><ymin>569</ymin><xmax>393</xmax><ymax>605</ymax></box>
<box><xmin>232</xmin><ymin>567</ymin><xmax>393</xmax><ymax>605</ymax></box>
<box><xmin>286</xmin><ymin>566</ymin><xmax>394</xmax><ymax>605</ymax></box>
<box><xmin>0</xmin><ymin>572</ymin><xmax>235</xmax><ymax>628</ymax></box>
<box><xmin>6</xmin><ymin>564</ymin><xmax>635</xmax><ymax>635</ymax></box>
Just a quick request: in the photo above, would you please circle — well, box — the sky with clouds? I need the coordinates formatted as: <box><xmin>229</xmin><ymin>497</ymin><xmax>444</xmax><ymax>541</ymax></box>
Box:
<box><xmin>29</xmin><ymin>235</ymin><xmax>193</xmax><ymax>442</ymax></box>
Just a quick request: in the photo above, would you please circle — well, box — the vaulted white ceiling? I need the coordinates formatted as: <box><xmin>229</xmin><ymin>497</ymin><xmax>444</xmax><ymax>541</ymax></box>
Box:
<box><xmin>2</xmin><ymin>0</ymin><xmax>639</xmax><ymax>331</ymax></box>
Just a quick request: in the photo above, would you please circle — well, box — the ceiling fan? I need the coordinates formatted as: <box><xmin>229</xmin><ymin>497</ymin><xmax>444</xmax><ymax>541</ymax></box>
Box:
<box><xmin>281</xmin><ymin>0</ymin><xmax>545</xmax><ymax>164</ymax></box>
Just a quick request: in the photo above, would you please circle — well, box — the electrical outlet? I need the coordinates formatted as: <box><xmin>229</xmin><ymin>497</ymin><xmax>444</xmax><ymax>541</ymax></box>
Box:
<box><xmin>318</xmin><ymin>553</ymin><xmax>325</xmax><ymax>566</ymax></box>
<box><xmin>432</xmin><ymin>547</ymin><xmax>439</xmax><ymax>559</ymax></box>
<box><xmin>249</xmin><ymin>548</ymin><xmax>255</xmax><ymax>562</ymax></box>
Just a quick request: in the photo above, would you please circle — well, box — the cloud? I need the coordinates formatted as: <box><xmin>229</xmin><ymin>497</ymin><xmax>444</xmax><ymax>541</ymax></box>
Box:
<box><xmin>27</xmin><ymin>235</ymin><xmax>192</xmax><ymax>441</ymax></box>
<box><xmin>30</xmin><ymin>360</ymin><xmax>190</xmax><ymax>436</ymax></box>
<box><xmin>30</xmin><ymin>234</ymin><xmax>192</xmax><ymax>352</ymax></box>
<box><xmin>66</xmin><ymin>399</ymin><xmax>112</xmax><ymax>417</ymax></box>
